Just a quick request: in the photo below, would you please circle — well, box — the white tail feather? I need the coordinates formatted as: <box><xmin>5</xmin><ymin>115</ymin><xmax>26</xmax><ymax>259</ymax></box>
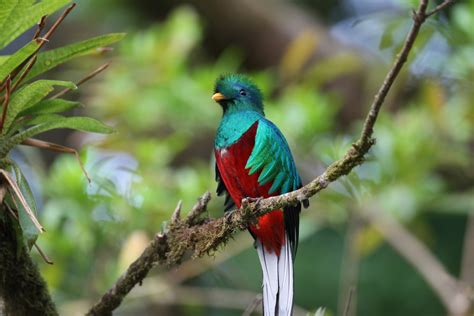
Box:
<box><xmin>256</xmin><ymin>239</ymin><xmax>294</xmax><ymax>316</ymax></box>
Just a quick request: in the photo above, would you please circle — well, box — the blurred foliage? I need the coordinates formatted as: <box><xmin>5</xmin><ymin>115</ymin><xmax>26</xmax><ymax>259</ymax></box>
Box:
<box><xmin>23</xmin><ymin>1</ymin><xmax>474</xmax><ymax>316</ymax></box>
<box><xmin>0</xmin><ymin>0</ymin><xmax>120</xmax><ymax>255</ymax></box>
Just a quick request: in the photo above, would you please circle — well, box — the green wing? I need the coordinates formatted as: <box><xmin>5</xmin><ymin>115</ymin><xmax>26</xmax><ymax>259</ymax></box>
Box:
<box><xmin>245</xmin><ymin>118</ymin><xmax>307</xmax><ymax>255</ymax></box>
<box><xmin>245</xmin><ymin>118</ymin><xmax>302</xmax><ymax>194</ymax></box>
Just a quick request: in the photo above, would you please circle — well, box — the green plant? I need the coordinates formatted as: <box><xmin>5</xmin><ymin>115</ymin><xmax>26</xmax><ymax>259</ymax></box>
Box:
<box><xmin>0</xmin><ymin>1</ymin><xmax>123</xmax><ymax>313</ymax></box>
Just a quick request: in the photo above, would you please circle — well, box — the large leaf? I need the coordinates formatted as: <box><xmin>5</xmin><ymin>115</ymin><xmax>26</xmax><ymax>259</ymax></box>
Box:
<box><xmin>0</xmin><ymin>0</ymin><xmax>70</xmax><ymax>49</ymax></box>
<box><xmin>0</xmin><ymin>116</ymin><xmax>114</xmax><ymax>158</ymax></box>
<box><xmin>10</xmin><ymin>161</ymin><xmax>40</xmax><ymax>248</ymax></box>
<box><xmin>30</xmin><ymin>116</ymin><xmax>114</xmax><ymax>134</ymax></box>
<box><xmin>22</xmin><ymin>113</ymin><xmax>64</xmax><ymax>126</ymax></box>
<box><xmin>17</xmin><ymin>113</ymin><xmax>112</xmax><ymax>134</ymax></box>
<box><xmin>0</xmin><ymin>168</ymin><xmax>43</xmax><ymax>246</ymax></box>
<box><xmin>25</xmin><ymin>33</ymin><xmax>126</xmax><ymax>81</ymax></box>
<box><xmin>0</xmin><ymin>55</ymin><xmax>9</xmax><ymax>65</ymax></box>
<box><xmin>0</xmin><ymin>40</ymin><xmax>39</xmax><ymax>81</ymax></box>
<box><xmin>0</xmin><ymin>0</ymin><xmax>34</xmax><ymax>42</ymax></box>
<box><xmin>3</xmin><ymin>80</ymin><xmax>76</xmax><ymax>134</ymax></box>
<box><xmin>20</xmin><ymin>98</ymin><xmax>80</xmax><ymax>116</ymax></box>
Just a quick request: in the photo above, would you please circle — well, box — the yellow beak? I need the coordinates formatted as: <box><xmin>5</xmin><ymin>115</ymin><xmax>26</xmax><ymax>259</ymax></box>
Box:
<box><xmin>212</xmin><ymin>92</ymin><xmax>226</xmax><ymax>102</ymax></box>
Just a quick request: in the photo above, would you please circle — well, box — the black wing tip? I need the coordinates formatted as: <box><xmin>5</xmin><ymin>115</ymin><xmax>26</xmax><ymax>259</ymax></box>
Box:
<box><xmin>215</xmin><ymin>163</ymin><xmax>236</xmax><ymax>212</ymax></box>
<box><xmin>302</xmin><ymin>199</ymin><xmax>309</xmax><ymax>209</ymax></box>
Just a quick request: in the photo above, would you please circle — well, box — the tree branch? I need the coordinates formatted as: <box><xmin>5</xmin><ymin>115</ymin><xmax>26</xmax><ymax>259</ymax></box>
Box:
<box><xmin>86</xmin><ymin>1</ymin><xmax>457</xmax><ymax>315</ymax></box>
<box><xmin>49</xmin><ymin>62</ymin><xmax>110</xmax><ymax>100</ymax></box>
<box><xmin>461</xmin><ymin>214</ymin><xmax>474</xmax><ymax>288</ymax></box>
<box><xmin>426</xmin><ymin>0</ymin><xmax>456</xmax><ymax>17</ymax></box>
<box><xmin>85</xmin><ymin>232</ymin><xmax>169</xmax><ymax>316</ymax></box>
<box><xmin>0</xmin><ymin>191</ymin><xmax>58</xmax><ymax>316</ymax></box>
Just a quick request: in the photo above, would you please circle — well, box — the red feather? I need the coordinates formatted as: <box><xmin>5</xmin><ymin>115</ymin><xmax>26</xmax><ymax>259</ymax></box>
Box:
<box><xmin>215</xmin><ymin>121</ymin><xmax>285</xmax><ymax>256</ymax></box>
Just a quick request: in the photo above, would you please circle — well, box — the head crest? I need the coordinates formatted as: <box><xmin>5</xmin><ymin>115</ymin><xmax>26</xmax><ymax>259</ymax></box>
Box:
<box><xmin>214</xmin><ymin>74</ymin><xmax>264</xmax><ymax>115</ymax></box>
<box><xmin>215</xmin><ymin>74</ymin><xmax>260</xmax><ymax>94</ymax></box>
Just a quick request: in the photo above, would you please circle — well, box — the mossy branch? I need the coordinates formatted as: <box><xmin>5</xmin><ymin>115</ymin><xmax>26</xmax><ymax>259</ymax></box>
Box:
<box><xmin>0</xmin><ymin>193</ymin><xmax>58</xmax><ymax>316</ymax></box>
<box><xmin>87</xmin><ymin>1</ymin><xmax>457</xmax><ymax>315</ymax></box>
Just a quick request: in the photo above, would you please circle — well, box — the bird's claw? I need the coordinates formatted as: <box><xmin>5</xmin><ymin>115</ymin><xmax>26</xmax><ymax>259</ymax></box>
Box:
<box><xmin>244</xmin><ymin>197</ymin><xmax>263</xmax><ymax>209</ymax></box>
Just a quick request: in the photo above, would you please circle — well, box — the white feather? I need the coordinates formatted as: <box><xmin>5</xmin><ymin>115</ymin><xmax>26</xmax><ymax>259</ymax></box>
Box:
<box><xmin>256</xmin><ymin>239</ymin><xmax>294</xmax><ymax>316</ymax></box>
<box><xmin>278</xmin><ymin>238</ymin><xmax>294</xmax><ymax>315</ymax></box>
<box><xmin>256</xmin><ymin>241</ymin><xmax>279</xmax><ymax>316</ymax></box>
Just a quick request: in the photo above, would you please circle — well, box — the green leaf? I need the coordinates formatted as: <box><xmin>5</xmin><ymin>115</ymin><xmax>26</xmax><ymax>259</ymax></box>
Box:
<box><xmin>0</xmin><ymin>0</ymin><xmax>34</xmax><ymax>40</ymax></box>
<box><xmin>10</xmin><ymin>161</ymin><xmax>39</xmax><ymax>248</ymax></box>
<box><xmin>0</xmin><ymin>55</ymin><xmax>9</xmax><ymax>65</ymax></box>
<box><xmin>0</xmin><ymin>116</ymin><xmax>114</xmax><ymax>158</ymax></box>
<box><xmin>3</xmin><ymin>80</ymin><xmax>76</xmax><ymax>134</ymax></box>
<box><xmin>0</xmin><ymin>0</ymin><xmax>71</xmax><ymax>49</ymax></box>
<box><xmin>0</xmin><ymin>41</ymin><xmax>39</xmax><ymax>81</ymax></box>
<box><xmin>36</xmin><ymin>116</ymin><xmax>114</xmax><ymax>134</ymax></box>
<box><xmin>23</xmin><ymin>113</ymin><xmax>64</xmax><ymax>126</ymax></box>
<box><xmin>25</xmin><ymin>33</ymin><xmax>126</xmax><ymax>80</ymax></box>
<box><xmin>21</xmin><ymin>114</ymin><xmax>113</xmax><ymax>134</ymax></box>
<box><xmin>20</xmin><ymin>98</ymin><xmax>80</xmax><ymax>116</ymax></box>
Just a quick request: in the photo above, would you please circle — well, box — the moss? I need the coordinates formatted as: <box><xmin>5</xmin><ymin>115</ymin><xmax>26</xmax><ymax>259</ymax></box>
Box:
<box><xmin>0</xmin><ymin>208</ymin><xmax>57</xmax><ymax>316</ymax></box>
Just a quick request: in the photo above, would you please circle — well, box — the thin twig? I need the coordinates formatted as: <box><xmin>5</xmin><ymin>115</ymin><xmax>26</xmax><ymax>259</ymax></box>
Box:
<box><xmin>171</xmin><ymin>200</ymin><xmax>182</xmax><ymax>224</ymax></box>
<box><xmin>0</xmin><ymin>79</ymin><xmax>7</xmax><ymax>94</ymax></box>
<box><xmin>426</xmin><ymin>0</ymin><xmax>456</xmax><ymax>17</ymax></box>
<box><xmin>0</xmin><ymin>76</ymin><xmax>11</xmax><ymax>133</ymax></box>
<box><xmin>33</xmin><ymin>243</ymin><xmax>54</xmax><ymax>265</ymax></box>
<box><xmin>185</xmin><ymin>192</ymin><xmax>211</xmax><ymax>225</ymax></box>
<box><xmin>3</xmin><ymin>199</ymin><xmax>18</xmax><ymax>219</ymax></box>
<box><xmin>21</xmin><ymin>138</ymin><xmax>91</xmax><ymax>182</ymax></box>
<box><xmin>5</xmin><ymin>198</ymin><xmax>53</xmax><ymax>265</ymax></box>
<box><xmin>50</xmin><ymin>62</ymin><xmax>110</xmax><ymax>99</ymax></box>
<box><xmin>11</xmin><ymin>55</ymin><xmax>38</xmax><ymax>92</ymax></box>
<box><xmin>39</xmin><ymin>3</ymin><xmax>76</xmax><ymax>44</ymax></box>
<box><xmin>0</xmin><ymin>170</ymin><xmax>44</xmax><ymax>233</ymax></box>
<box><xmin>358</xmin><ymin>0</ymin><xmax>430</xmax><ymax>148</ymax></box>
<box><xmin>33</xmin><ymin>15</ymin><xmax>47</xmax><ymax>40</ymax></box>
<box><xmin>96</xmin><ymin>47</ymin><xmax>114</xmax><ymax>54</ymax></box>
<box><xmin>0</xmin><ymin>3</ymin><xmax>76</xmax><ymax>95</ymax></box>
<box><xmin>86</xmin><ymin>2</ymin><xmax>457</xmax><ymax>315</ymax></box>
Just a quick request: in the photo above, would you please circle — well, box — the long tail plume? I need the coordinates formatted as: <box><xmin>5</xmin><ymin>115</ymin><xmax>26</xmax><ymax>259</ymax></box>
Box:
<box><xmin>256</xmin><ymin>238</ymin><xmax>294</xmax><ymax>316</ymax></box>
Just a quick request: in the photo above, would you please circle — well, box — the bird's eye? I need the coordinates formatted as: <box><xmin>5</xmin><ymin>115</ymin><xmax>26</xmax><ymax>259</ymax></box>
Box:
<box><xmin>239</xmin><ymin>89</ymin><xmax>247</xmax><ymax>96</ymax></box>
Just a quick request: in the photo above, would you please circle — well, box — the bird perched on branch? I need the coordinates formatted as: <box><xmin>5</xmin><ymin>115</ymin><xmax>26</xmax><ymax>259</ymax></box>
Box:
<box><xmin>212</xmin><ymin>74</ymin><xmax>308</xmax><ymax>316</ymax></box>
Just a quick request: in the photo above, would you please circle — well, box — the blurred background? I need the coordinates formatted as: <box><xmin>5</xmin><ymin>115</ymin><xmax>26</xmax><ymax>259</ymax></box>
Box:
<box><xmin>15</xmin><ymin>0</ymin><xmax>473</xmax><ymax>315</ymax></box>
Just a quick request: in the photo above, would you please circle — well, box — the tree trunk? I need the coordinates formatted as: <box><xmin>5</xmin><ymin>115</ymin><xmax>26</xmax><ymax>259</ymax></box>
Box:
<box><xmin>0</xmin><ymin>206</ymin><xmax>57</xmax><ymax>316</ymax></box>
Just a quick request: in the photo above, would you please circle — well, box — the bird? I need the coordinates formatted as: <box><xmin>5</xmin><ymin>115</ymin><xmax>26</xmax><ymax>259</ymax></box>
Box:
<box><xmin>212</xmin><ymin>74</ymin><xmax>308</xmax><ymax>316</ymax></box>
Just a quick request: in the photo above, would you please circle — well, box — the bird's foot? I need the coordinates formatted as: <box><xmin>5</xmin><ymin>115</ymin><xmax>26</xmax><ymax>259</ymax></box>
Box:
<box><xmin>244</xmin><ymin>197</ymin><xmax>263</xmax><ymax>209</ymax></box>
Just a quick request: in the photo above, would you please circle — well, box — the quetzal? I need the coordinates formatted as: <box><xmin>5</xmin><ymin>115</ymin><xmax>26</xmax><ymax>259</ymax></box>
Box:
<box><xmin>212</xmin><ymin>74</ymin><xmax>308</xmax><ymax>316</ymax></box>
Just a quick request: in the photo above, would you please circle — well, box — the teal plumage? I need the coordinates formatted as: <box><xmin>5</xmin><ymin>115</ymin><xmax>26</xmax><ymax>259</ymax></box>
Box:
<box><xmin>246</xmin><ymin>119</ymin><xmax>301</xmax><ymax>194</ymax></box>
<box><xmin>214</xmin><ymin>110</ymin><xmax>261</xmax><ymax>148</ymax></box>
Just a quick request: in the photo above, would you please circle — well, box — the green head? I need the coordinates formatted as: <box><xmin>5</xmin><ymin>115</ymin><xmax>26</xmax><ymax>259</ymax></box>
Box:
<box><xmin>212</xmin><ymin>74</ymin><xmax>264</xmax><ymax>115</ymax></box>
